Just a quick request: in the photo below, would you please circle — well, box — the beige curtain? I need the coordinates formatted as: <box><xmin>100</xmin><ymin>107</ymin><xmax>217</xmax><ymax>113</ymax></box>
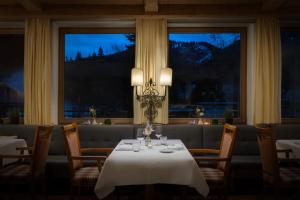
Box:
<box><xmin>24</xmin><ymin>18</ymin><xmax>52</xmax><ymax>125</ymax></box>
<box><xmin>252</xmin><ymin>15</ymin><xmax>281</xmax><ymax>124</ymax></box>
<box><xmin>134</xmin><ymin>18</ymin><xmax>168</xmax><ymax>124</ymax></box>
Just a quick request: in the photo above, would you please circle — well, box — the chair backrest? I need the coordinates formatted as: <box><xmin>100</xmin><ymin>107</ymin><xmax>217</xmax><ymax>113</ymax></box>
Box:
<box><xmin>255</xmin><ymin>124</ymin><xmax>280</xmax><ymax>184</ymax></box>
<box><xmin>217</xmin><ymin>124</ymin><xmax>237</xmax><ymax>173</ymax></box>
<box><xmin>31</xmin><ymin>125</ymin><xmax>53</xmax><ymax>178</ymax></box>
<box><xmin>62</xmin><ymin>123</ymin><xmax>83</xmax><ymax>171</ymax></box>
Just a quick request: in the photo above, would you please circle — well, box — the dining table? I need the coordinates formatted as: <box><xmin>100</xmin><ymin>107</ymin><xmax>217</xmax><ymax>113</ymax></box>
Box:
<box><xmin>94</xmin><ymin>139</ymin><xmax>209</xmax><ymax>199</ymax></box>
<box><xmin>0</xmin><ymin>138</ymin><xmax>28</xmax><ymax>166</ymax></box>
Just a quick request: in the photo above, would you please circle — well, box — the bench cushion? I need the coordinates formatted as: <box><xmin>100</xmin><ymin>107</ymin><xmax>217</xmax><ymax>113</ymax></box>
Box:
<box><xmin>162</xmin><ymin>125</ymin><xmax>203</xmax><ymax>148</ymax></box>
<box><xmin>78</xmin><ymin>125</ymin><xmax>134</xmax><ymax>148</ymax></box>
<box><xmin>273</xmin><ymin>124</ymin><xmax>300</xmax><ymax>140</ymax></box>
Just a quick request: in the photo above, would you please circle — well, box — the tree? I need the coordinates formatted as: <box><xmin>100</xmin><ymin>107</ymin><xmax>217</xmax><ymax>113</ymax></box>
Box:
<box><xmin>75</xmin><ymin>51</ymin><xmax>82</xmax><ymax>61</ymax></box>
<box><xmin>92</xmin><ymin>52</ymin><xmax>97</xmax><ymax>60</ymax></box>
<box><xmin>125</xmin><ymin>34</ymin><xmax>135</xmax><ymax>44</ymax></box>
<box><xmin>98</xmin><ymin>47</ymin><xmax>104</xmax><ymax>57</ymax></box>
<box><xmin>125</xmin><ymin>34</ymin><xmax>135</xmax><ymax>49</ymax></box>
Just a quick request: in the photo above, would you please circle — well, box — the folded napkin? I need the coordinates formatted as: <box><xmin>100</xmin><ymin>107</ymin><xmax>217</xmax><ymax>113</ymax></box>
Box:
<box><xmin>115</xmin><ymin>144</ymin><xmax>132</xmax><ymax>151</ymax></box>
<box><xmin>167</xmin><ymin>144</ymin><xmax>183</xmax><ymax>151</ymax></box>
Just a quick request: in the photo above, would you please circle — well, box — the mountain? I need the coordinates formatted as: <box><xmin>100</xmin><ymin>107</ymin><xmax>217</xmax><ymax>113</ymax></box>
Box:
<box><xmin>168</xmin><ymin>39</ymin><xmax>241</xmax><ymax>105</ymax></box>
<box><xmin>169</xmin><ymin>40</ymin><xmax>240</xmax><ymax>81</ymax></box>
<box><xmin>0</xmin><ymin>83</ymin><xmax>23</xmax><ymax>103</ymax></box>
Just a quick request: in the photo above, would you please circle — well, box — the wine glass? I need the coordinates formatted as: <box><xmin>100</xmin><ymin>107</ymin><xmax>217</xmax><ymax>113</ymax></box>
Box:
<box><xmin>154</xmin><ymin>124</ymin><xmax>162</xmax><ymax>145</ymax></box>
<box><xmin>136</xmin><ymin>128</ymin><xmax>144</xmax><ymax>144</ymax></box>
<box><xmin>155</xmin><ymin>132</ymin><xmax>162</xmax><ymax>140</ymax></box>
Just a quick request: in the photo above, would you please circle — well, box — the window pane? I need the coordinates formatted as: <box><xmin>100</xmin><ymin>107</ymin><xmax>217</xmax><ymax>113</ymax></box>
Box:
<box><xmin>0</xmin><ymin>34</ymin><xmax>24</xmax><ymax>118</ymax></box>
<box><xmin>169</xmin><ymin>33</ymin><xmax>241</xmax><ymax>118</ymax></box>
<box><xmin>64</xmin><ymin>33</ymin><xmax>135</xmax><ymax>118</ymax></box>
<box><xmin>281</xmin><ymin>30</ymin><xmax>300</xmax><ymax>118</ymax></box>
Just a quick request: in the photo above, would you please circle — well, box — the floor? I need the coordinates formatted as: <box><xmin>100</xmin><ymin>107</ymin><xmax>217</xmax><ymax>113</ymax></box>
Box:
<box><xmin>0</xmin><ymin>194</ymin><xmax>297</xmax><ymax>200</ymax></box>
<box><xmin>1</xmin><ymin>186</ymin><xmax>300</xmax><ymax>200</ymax></box>
<box><xmin>1</xmin><ymin>179</ymin><xmax>299</xmax><ymax>200</ymax></box>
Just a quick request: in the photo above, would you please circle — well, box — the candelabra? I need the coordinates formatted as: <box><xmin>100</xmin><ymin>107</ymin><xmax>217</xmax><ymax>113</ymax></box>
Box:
<box><xmin>131</xmin><ymin>68</ymin><xmax>172</xmax><ymax>124</ymax></box>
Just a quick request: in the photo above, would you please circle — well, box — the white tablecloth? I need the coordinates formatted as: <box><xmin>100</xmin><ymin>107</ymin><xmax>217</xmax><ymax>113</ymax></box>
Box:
<box><xmin>94</xmin><ymin>139</ymin><xmax>209</xmax><ymax>199</ymax></box>
<box><xmin>276</xmin><ymin>140</ymin><xmax>300</xmax><ymax>158</ymax></box>
<box><xmin>0</xmin><ymin>139</ymin><xmax>27</xmax><ymax>166</ymax></box>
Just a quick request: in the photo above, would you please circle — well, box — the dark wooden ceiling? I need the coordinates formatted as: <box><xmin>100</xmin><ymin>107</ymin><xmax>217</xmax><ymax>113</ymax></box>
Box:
<box><xmin>0</xmin><ymin>0</ymin><xmax>298</xmax><ymax>19</ymax></box>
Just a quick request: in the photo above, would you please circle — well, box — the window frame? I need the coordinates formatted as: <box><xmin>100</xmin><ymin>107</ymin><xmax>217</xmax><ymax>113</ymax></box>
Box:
<box><xmin>167</xmin><ymin>27</ymin><xmax>247</xmax><ymax>124</ymax></box>
<box><xmin>281</xmin><ymin>26</ymin><xmax>300</xmax><ymax>124</ymax></box>
<box><xmin>58</xmin><ymin>28</ymin><xmax>135</xmax><ymax>124</ymax></box>
<box><xmin>0</xmin><ymin>28</ymin><xmax>24</xmax><ymax>122</ymax></box>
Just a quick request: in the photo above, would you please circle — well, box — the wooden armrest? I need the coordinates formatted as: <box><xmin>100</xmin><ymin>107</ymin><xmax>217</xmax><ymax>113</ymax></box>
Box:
<box><xmin>189</xmin><ymin>148</ymin><xmax>220</xmax><ymax>154</ymax></box>
<box><xmin>0</xmin><ymin>154</ymin><xmax>32</xmax><ymax>159</ymax></box>
<box><xmin>71</xmin><ymin>156</ymin><xmax>107</xmax><ymax>161</ymax></box>
<box><xmin>194</xmin><ymin>157</ymin><xmax>229</xmax><ymax>162</ymax></box>
<box><xmin>80</xmin><ymin>148</ymin><xmax>113</xmax><ymax>154</ymax></box>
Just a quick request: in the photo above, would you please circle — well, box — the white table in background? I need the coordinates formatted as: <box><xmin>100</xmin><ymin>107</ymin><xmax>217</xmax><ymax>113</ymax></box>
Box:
<box><xmin>94</xmin><ymin>139</ymin><xmax>209</xmax><ymax>199</ymax></box>
<box><xmin>0</xmin><ymin>139</ymin><xmax>28</xmax><ymax>166</ymax></box>
<box><xmin>276</xmin><ymin>140</ymin><xmax>300</xmax><ymax>158</ymax></box>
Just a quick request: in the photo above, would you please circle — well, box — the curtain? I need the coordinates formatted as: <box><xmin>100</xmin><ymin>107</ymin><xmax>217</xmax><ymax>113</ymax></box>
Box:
<box><xmin>134</xmin><ymin>18</ymin><xmax>168</xmax><ymax>124</ymax></box>
<box><xmin>252</xmin><ymin>15</ymin><xmax>281</xmax><ymax>124</ymax></box>
<box><xmin>24</xmin><ymin>18</ymin><xmax>52</xmax><ymax>125</ymax></box>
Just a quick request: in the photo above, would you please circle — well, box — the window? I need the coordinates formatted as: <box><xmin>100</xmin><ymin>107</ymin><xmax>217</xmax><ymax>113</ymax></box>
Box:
<box><xmin>59</xmin><ymin>29</ymin><xmax>135</xmax><ymax>122</ymax></box>
<box><xmin>281</xmin><ymin>28</ymin><xmax>300</xmax><ymax>119</ymax></box>
<box><xmin>168</xmin><ymin>28</ymin><xmax>246</xmax><ymax>121</ymax></box>
<box><xmin>0</xmin><ymin>31</ymin><xmax>24</xmax><ymax>118</ymax></box>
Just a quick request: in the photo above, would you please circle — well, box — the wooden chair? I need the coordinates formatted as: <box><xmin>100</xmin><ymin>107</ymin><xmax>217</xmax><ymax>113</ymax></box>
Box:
<box><xmin>62</xmin><ymin>123</ymin><xmax>113</xmax><ymax>199</ymax></box>
<box><xmin>189</xmin><ymin>124</ymin><xmax>237</xmax><ymax>197</ymax></box>
<box><xmin>255</xmin><ymin>124</ymin><xmax>300</xmax><ymax>198</ymax></box>
<box><xmin>0</xmin><ymin>125</ymin><xmax>54</xmax><ymax>198</ymax></box>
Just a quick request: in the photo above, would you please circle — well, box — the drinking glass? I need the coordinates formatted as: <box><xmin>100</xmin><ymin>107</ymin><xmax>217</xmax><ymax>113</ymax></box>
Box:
<box><xmin>136</xmin><ymin>128</ymin><xmax>144</xmax><ymax>144</ymax></box>
<box><xmin>160</xmin><ymin>136</ymin><xmax>168</xmax><ymax>145</ymax></box>
<box><xmin>132</xmin><ymin>142</ymin><xmax>140</xmax><ymax>152</ymax></box>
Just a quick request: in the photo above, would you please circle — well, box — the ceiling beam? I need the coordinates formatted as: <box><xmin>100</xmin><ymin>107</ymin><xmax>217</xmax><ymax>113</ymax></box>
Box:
<box><xmin>262</xmin><ymin>0</ymin><xmax>287</xmax><ymax>11</ymax></box>
<box><xmin>18</xmin><ymin>0</ymin><xmax>42</xmax><ymax>11</ymax></box>
<box><xmin>144</xmin><ymin>0</ymin><xmax>158</xmax><ymax>12</ymax></box>
<box><xmin>1</xmin><ymin>4</ymin><xmax>299</xmax><ymax>20</ymax></box>
<box><xmin>42</xmin><ymin>0</ymin><xmax>143</xmax><ymax>5</ymax></box>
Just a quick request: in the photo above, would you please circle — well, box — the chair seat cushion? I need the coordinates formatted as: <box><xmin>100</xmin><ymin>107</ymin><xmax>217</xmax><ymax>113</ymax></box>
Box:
<box><xmin>0</xmin><ymin>164</ymin><xmax>31</xmax><ymax>180</ymax></box>
<box><xmin>200</xmin><ymin>167</ymin><xmax>224</xmax><ymax>183</ymax></box>
<box><xmin>280</xmin><ymin>166</ymin><xmax>300</xmax><ymax>183</ymax></box>
<box><xmin>73</xmin><ymin>166</ymin><xmax>100</xmax><ymax>186</ymax></box>
<box><xmin>46</xmin><ymin>155</ymin><xmax>69</xmax><ymax>179</ymax></box>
